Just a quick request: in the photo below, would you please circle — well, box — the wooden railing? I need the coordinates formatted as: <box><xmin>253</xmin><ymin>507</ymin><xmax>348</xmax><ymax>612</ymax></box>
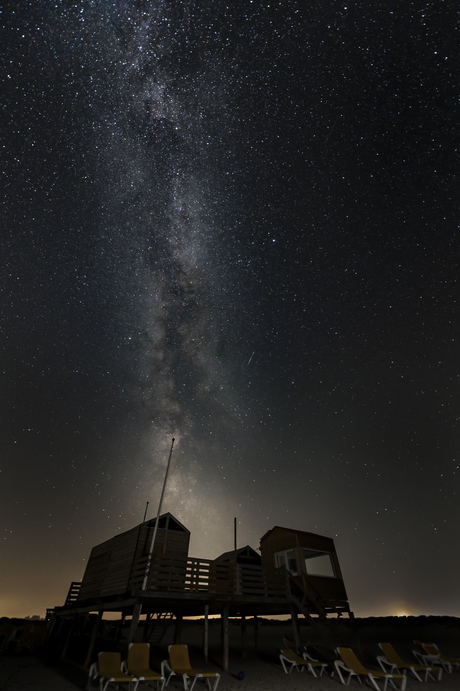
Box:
<box><xmin>129</xmin><ymin>555</ymin><xmax>288</xmax><ymax>599</ymax></box>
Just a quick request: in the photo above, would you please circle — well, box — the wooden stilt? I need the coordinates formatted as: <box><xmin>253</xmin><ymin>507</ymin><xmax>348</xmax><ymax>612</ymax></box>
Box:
<box><xmin>116</xmin><ymin>612</ymin><xmax>126</xmax><ymax>643</ymax></box>
<box><xmin>174</xmin><ymin>614</ymin><xmax>183</xmax><ymax>644</ymax></box>
<box><xmin>203</xmin><ymin>605</ymin><xmax>209</xmax><ymax>665</ymax></box>
<box><xmin>84</xmin><ymin>611</ymin><xmax>103</xmax><ymax>669</ymax></box>
<box><xmin>222</xmin><ymin>604</ymin><xmax>229</xmax><ymax>673</ymax></box>
<box><xmin>60</xmin><ymin>614</ymin><xmax>77</xmax><ymax>661</ymax></box>
<box><xmin>128</xmin><ymin>602</ymin><xmax>142</xmax><ymax>646</ymax></box>
<box><xmin>241</xmin><ymin>615</ymin><xmax>247</xmax><ymax>660</ymax></box>
<box><xmin>143</xmin><ymin>613</ymin><xmax>153</xmax><ymax>642</ymax></box>
<box><xmin>349</xmin><ymin>610</ymin><xmax>362</xmax><ymax>654</ymax></box>
<box><xmin>46</xmin><ymin>615</ymin><xmax>58</xmax><ymax>639</ymax></box>
<box><xmin>290</xmin><ymin>604</ymin><xmax>301</xmax><ymax>652</ymax></box>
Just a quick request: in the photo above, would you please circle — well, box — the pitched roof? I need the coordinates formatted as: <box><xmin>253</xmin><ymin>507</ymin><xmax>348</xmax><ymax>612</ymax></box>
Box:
<box><xmin>143</xmin><ymin>512</ymin><xmax>190</xmax><ymax>533</ymax></box>
<box><xmin>259</xmin><ymin>525</ymin><xmax>331</xmax><ymax>543</ymax></box>
<box><xmin>214</xmin><ymin>545</ymin><xmax>261</xmax><ymax>563</ymax></box>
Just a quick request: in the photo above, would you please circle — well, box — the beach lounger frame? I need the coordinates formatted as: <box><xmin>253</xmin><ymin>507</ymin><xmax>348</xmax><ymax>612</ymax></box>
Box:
<box><xmin>412</xmin><ymin>642</ymin><xmax>460</xmax><ymax>674</ymax></box>
<box><xmin>87</xmin><ymin>652</ymin><xmax>139</xmax><ymax>691</ymax></box>
<box><xmin>123</xmin><ymin>643</ymin><xmax>165</xmax><ymax>691</ymax></box>
<box><xmin>334</xmin><ymin>647</ymin><xmax>407</xmax><ymax>691</ymax></box>
<box><xmin>377</xmin><ymin>642</ymin><xmax>442</xmax><ymax>682</ymax></box>
<box><xmin>279</xmin><ymin>648</ymin><xmax>328</xmax><ymax>676</ymax></box>
<box><xmin>162</xmin><ymin>644</ymin><xmax>220</xmax><ymax>691</ymax></box>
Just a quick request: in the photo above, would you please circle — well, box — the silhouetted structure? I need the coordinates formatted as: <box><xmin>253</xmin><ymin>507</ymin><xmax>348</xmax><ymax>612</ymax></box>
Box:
<box><xmin>260</xmin><ymin>525</ymin><xmax>349</xmax><ymax>617</ymax></box>
<box><xmin>52</xmin><ymin>513</ymin><xmax>353</xmax><ymax>671</ymax></box>
<box><xmin>78</xmin><ymin>513</ymin><xmax>190</xmax><ymax>601</ymax></box>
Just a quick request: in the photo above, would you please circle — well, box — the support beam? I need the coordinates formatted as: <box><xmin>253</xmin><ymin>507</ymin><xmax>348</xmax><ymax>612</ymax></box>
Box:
<box><xmin>116</xmin><ymin>613</ymin><xmax>126</xmax><ymax>643</ymax></box>
<box><xmin>290</xmin><ymin>604</ymin><xmax>301</xmax><ymax>652</ymax></box>
<box><xmin>84</xmin><ymin>611</ymin><xmax>103</xmax><ymax>669</ymax></box>
<box><xmin>253</xmin><ymin>615</ymin><xmax>258</xmax><ymax>652</ymax></box>
<box><xmin>61</xmin><ymin>614</ymin><xmax>77</xmax><ymax>661</ymax></box>
<box><xmin>174</xmin><ymin>614</ymin><xmax>183</xmax><ymax>644</ymax></box>
<box><xmin>222</xmin><ymin>604</ymin><xmax>229</xmax><ymax>673</ymax></box>
<box><xmin>128</xmin><ymin>601</ymin><xmax>142</xmax><ymax>646</ymax></box>
<box><xmin>203</xmin><ymin>605</ymin><xmax>209</xmax><ymax>665</ymax></box>
<box><xmin>143</xmin><ymin>613</ymin><xmax>153</xmax><ymax>642</ymax></box>
<box><xmin>349</xmin><ymin>610</ymin><xmax>362</xmax><ymax>654</ymax></box>
<box><xmin>241</xmin><ymin>615</ymin><xmax>247</xmax><ymax>660</ymax></box>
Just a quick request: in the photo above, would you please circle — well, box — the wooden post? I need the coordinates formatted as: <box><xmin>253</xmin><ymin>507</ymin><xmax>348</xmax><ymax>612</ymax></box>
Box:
<box><xmin>241</xmin><ymin>615</ymin><xmax>247</xmax><ymax>660</ymax></box>
<box><xmin>290</xmin><ymin>604</ymin><xmax>301</xmax><ymax>652</ymax></box>
<box><xmin>60</xmin><ymin>614</ymin><xmax>77</xmax><ymax>660</ymax></box>
<box><xmin>128</xmin><ymin>601</ymin><xmax>142</xmax><ymax>646</ymax></box>
<box><xmin>349</xmin><ymin>610</ymin><xmax>362</xmax><ymax>654</ymax></box>
<box><xmin>222</xmin><ymin>604</ymin><xmax>229</xmax><ymax>673</ymax></box>
<box><xmin>117</xmin><ymin>613</ymin><xmax>126</xmax><ymax>643</ymax></box>
<box><xmin>84</xmin><ymin>611</ymin><xmax>103</xmax><ymax>669</ymax></box>
<box><xmin>174</xmin><ymin>613</ymin><xmax>183</xmax><ymax>644</ymax></box>
<box><xmin>203</xmin><ymin>605</ymin><xmax>209</xmax><ymax>665</ymax></box>
<box><xmin>143</xmin><ymin>612</ymin><xmax>153</xmax><ymax>642</ymax></box>
<box><xmin>253</xmin><ymin>615</ymin><xmax>258</xmax><ymax>652</ymax></box>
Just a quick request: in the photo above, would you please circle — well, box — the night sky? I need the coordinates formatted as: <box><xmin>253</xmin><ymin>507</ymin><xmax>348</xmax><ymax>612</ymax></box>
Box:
<box><xmin>2</xmin><ymin>1</ymin><xmax>459</xmax><ymax>619</ymax></box>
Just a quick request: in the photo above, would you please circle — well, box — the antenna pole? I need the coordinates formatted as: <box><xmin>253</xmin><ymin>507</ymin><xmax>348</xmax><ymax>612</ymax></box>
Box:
<box><xmin>143</xmin><ymin>501</ymin><xmax>149</xmax><ymax>523</ymax></box>
<box><xmin>128</xmin><ymin>438</ymin><xmax>175</xmax><ymax>645</ymax></box>
<box><xmin>142</xmin><ymin>438</ymin><xmax>175</xmax><ymax>589</ymax></box>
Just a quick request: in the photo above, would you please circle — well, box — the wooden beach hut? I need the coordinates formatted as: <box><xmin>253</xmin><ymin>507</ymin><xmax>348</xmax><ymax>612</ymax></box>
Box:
<box><xmin>260</xmin><ymin>525</ymin><xmax>349</xmax><ymax>616</ymax></box>
<box><xmin>213</xmin><ymin>545</ymin><xmax>261</xmax><ymax>567</ymax></box>
<box><xmin>77</xmin><ymin>512</ymin><xmax>190</xmax><ymax>602</ymax></box>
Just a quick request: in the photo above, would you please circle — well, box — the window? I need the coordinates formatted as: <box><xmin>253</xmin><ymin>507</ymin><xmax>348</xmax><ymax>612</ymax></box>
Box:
<box><xmin>275</xmin><ymin>549</ymin><xmax>297</xmax><ymax>576</ymax></box>
<box><xmin>303</xmin><ymin>549</ymin><xmax>336</xmax><ymax>578</ymax></box>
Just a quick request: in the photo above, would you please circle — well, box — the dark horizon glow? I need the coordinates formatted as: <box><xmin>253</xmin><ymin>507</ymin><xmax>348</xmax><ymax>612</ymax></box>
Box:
<box><xmin>1</xmin><ymin>1</ymin><xmax>458</xmax><ymax>620</ymax></box>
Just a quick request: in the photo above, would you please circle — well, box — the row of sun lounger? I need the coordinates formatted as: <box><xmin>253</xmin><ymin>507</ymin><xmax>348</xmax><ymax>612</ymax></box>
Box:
<box><xmin>280</xmin><ymin>641</ymin><xmax>460</xmax><ymax>690</ymax></box>
<box><xmin>89</xmin><ymin>639</ymin><xmax>458</xmax><ymax>691</ymax></box>
<box><xmin>87</xmin><ymin>643</ymin><xmax>220</xmax><ymax>691</ymax></box>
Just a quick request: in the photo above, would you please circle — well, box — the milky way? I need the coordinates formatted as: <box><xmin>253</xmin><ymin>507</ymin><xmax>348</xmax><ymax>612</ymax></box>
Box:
<box><xmin>2</xmin><ymin>1</ymin><xmax>459</xmax><ymax>618</ymax></box>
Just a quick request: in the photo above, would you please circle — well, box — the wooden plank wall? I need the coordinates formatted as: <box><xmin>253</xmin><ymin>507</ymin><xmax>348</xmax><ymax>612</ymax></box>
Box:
<box><xmin>129</xmin><ymin>555</ymin><xmax>288</xmax><ymax>599</ymax></box>
<box><xmin>78</xmin><ymin>522</ymin><xmax>191</xmax><ymax>601</ymax></box>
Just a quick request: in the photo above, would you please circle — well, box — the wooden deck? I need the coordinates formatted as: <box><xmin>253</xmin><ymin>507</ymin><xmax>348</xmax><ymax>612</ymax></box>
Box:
<box><xmin>59</xmin><ymin>555</ymin><xmax>293</xmax><ymax>618</ymax></box>
<box><xmin>60</xmin><ymin>554</ymin><xmax>350</xmax><ymax>618</ymax></box>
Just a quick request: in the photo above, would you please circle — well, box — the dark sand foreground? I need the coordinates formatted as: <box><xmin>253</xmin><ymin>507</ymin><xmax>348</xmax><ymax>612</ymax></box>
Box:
<box><xmin>1</xmin><ymin>616</ymin><xmax>460</xmax><ymax>691</ymax></box>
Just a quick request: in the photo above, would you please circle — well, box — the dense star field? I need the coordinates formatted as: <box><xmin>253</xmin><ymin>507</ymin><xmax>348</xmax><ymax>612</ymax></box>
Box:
<box><xmin>1</xmin><ymin>1</ymin><xmax>459</xmax><ymax>618</ymax></box>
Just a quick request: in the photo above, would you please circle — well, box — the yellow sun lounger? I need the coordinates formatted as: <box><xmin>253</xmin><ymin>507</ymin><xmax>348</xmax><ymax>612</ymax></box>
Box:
<box><xmin>335</xmin><ymin>647</ymin><xmax>406</xmax><ymax>691</ymax></box>
<box><xmin>280</xmin><ymin>648</ymin><xmax>328</xmax><ymax>676</ymax></box>
<box><xmin>413</xmin><ymin>642</ymin><xmax>460</xmax><ymax>673</ymax></box>
<box><xmin>377</xmin><ymin>642</ymin><xmax>442</xmax><ymax>682</ymax></box>
<box><xmin>162</xmin><ymin>644</ymin><xmax>220</xmax><ymax>691</ymax></box>
<box><xmin>88</xmin><ymin>652</ymin><xmax>138</xmax><ymax>691</ymax></box>
<box><xmin>124</xmin><ymin>643</ymin><xmax>165</xmax><ymax>690</ymax></box>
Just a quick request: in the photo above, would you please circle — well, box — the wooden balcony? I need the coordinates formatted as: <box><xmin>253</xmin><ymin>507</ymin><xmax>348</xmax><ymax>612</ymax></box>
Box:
<box><xmin>129</xmin><ymin>555</ymin><xmax>289</xmax><ymax>601</ymax></box>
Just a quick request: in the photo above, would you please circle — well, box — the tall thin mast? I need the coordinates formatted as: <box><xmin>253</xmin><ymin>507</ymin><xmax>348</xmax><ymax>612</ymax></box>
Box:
<box><xmin>142</xmin><ymin>437</ymin><xmax>175</xmax><ymax>590</ymax></box>
<box><xmin>128</xmin><ymin>437</ymin><xmax>175</xmax><ymax>645</ymax></box>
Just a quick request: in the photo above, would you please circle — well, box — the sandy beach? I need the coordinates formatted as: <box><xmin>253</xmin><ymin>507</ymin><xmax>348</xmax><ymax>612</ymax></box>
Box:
<box><xmin>1</xmin><ymin>616</ymin><xmax>460</xmax><ymax>691</ymax></box>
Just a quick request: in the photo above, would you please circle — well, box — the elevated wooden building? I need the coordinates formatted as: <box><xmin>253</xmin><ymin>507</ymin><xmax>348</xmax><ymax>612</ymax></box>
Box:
<box><xmin>54</xmin><ymin>513</ymin><xmax>353</xmax><ymax>670</ymax></box>
<box><xmin>78</xmin><ymin>513</ymin><xmax>190</xmax><ymax>601</ymax></box>
<box><xmin>260</xmin><ymin>525</ymin><xmax>349</xmax><ymax>618</ymax></box>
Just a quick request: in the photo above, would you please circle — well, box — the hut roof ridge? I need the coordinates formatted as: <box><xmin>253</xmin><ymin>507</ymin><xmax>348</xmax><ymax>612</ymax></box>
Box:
<box><xmin>214</xmin><ymin>545</ymin><xmax>260</xmax><ymax>562</ymax></box>
<box><xmin>136</xmin><ymin>511</ymin><xmax>190</xmax><ymax>534</ymax></box>
<box><xmin>259</xmin><ymin>525</ymin><xmax>332</xmax><ymax>543</ymax></box>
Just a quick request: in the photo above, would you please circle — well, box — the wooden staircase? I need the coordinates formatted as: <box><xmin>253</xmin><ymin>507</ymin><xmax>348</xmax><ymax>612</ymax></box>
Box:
<box><xmin>287</xmin><ymin>574</ymin><xmax>355</xmax><ymax>650</ymax></box>
<box><xmin>145</xmin><ymin>613</ymin><xmax>174</xmax><ymax>646</ymax></box>
<box><xmin>64</xmin><ymin>581</ymin><xmax>82</xmax><ymax>606</ymax></box>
